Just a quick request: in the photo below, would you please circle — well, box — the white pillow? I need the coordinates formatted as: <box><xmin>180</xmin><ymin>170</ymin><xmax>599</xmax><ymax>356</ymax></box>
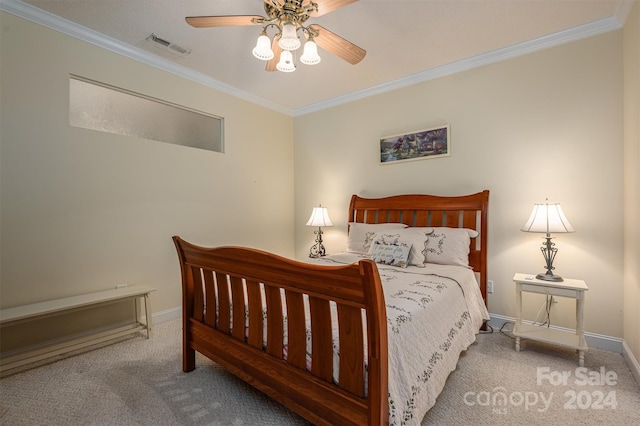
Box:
<box><xmin>421</xmin><ymin>227</ymin><xmax>479</xmax><ymax>268</ymax></box>
<box><xmin>346</xmin><ymin>222</ymin><xmax>407</xmax><ymax>254</ymax></box>
<box><xmin>413</xmin><ymin>227</ymin><xmax>435</xmax><ymax>235</ymax></box>
<box><xmin>368</xmin><ymin>228</ymin><xmax>431</xmax><ymax>267</ymax></box>
<box><xmin>369</xmin><ymin>240</ymin><xmax>412</xmax><ymax>268</ymax></box>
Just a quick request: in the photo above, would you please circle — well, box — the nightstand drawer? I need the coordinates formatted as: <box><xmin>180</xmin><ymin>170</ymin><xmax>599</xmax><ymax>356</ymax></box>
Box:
<box><xmin>520</xmin><ymin>283</ymin><xmax>578</xmax><ymax>298</ymax></box>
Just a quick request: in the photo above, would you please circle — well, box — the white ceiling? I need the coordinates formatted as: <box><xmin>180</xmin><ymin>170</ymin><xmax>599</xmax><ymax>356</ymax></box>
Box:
<box><xmin>2</xmin><ymin>0</ymin><xmax>633</xmax><ymax>115</ymax></box>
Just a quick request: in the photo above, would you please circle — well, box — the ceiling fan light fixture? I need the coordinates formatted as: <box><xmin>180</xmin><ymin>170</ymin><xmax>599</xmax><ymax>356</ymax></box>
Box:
<box><xmin>276</xmin><ymin>50</ymin><xmax>296</xmax><ymax>72</ymax></box>
<box><xmin>300</xmin><ymin>39</ymin><xmax>321</xmax><ymax>65</ymax></box>
<box><xmin>185</xmin><ymin>0</ymin><xmax>367</xmax><ymax>73</ymax></box>
<box><xmin>278</xmin><ymin>23</ymin><xmax>301</xmax><ymax>51</ymax></box>
<box><xmin>252</xmin><ymin>32</ymin><xmax>274</xmax><ymax>61</ymax></box>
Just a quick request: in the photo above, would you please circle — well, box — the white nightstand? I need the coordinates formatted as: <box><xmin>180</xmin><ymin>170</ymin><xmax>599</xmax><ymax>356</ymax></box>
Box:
<box><xmin>512</xmin><ymin>273</ymin><xmax>588</xmax><ymax>366</ymax></box>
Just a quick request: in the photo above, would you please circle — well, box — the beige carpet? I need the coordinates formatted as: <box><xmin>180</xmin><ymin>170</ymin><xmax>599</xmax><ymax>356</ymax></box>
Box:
<box><xmin>0</xmin><ymin>319</ymin><xmax>638</xmax><ymax>425</ymax></box>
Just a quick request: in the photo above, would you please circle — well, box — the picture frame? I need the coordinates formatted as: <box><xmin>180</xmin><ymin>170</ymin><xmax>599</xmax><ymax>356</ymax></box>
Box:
<box><xmin>380</xmin><ymin>124</ymin><xmax>450</xmax><ymax>164</ymax></box>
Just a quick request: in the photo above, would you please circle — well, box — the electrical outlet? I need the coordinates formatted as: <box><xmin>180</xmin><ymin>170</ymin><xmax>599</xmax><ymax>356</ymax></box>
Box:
<box><xmin>487</xmin><ymin>280</ymin><xmax>494</xmax><ymax>294</ymax></box>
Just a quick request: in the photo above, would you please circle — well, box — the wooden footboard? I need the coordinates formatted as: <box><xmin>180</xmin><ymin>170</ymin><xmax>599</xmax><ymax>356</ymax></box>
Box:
<box><xmin>173</xmin><ymin>237</ymin><xmax>389</xmax><ymax>426</ymax></box>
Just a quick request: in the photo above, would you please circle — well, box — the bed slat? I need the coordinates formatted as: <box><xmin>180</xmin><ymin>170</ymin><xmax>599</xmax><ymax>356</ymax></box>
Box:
<box><xmin>365</xmin><ymin>211</ymin><xmax>376</xmax><ymax>224</ymax></box>
<box><xmin>285</xmin><ymin>291</ymin><xmax>307</xmax><ymax>369</ymax></box>
<box><xmin>231</xmin><ymin>276</ymin><xmax>245</xmax><ymax>341</ymax></box>
<box><xmin>337</xmin><ymin>304</ymin><xmax>365</xmax><ymax>396</ymax></box>
<box><xmin>309</xmin><ymin>296</ymin><xmax>333</xmax><ymax>381</ymax></box>
<box><xmin>216</xmin><ymin>272</ymin><xmax>231</xmax><ymax>334</ymax></box>
<box><xmin>246</xmin><ymin>279</ymin><xmax>263</xmax><ymax>349</ymax></box>
<box><xmin>462</xmin><ymin>210</ymin><xmax>476</xmax><ymax>230</ymax></box>
<box><xmin>203</xmin><ymin>269</ymin><xmax>216</xmax><ymax>327</ymax></box>
<box><xmin>387</xmin><ymin>210</ymin><xmax>401</xmax><ymax>223</ymax></box>
<box><xmin>445</xmin><ymin>211</ymin><xmax>459</xmax><ymax>228</ymax></box>
<box><xmin>415</xmin><ymin>210</ymin><xmax>428</xmax><ymax>226</ymax></box>
<box><xmin>431</xmin><ymin>211</ymin><xmax>444</xmax><ymax>227</ymax></box>
<box><xmin>265</xmin><ymin>285</ymin><xmax>284</xmax><ymax>358</ymax></box>
<box><xmin>192</xmin><ymin>266</ymin><xmax>205</xmax><ymax>322</ymax></box>
<box><xmin>401</xmin><ymin>210</ymin><xmax>414</xmax><ymax>226</ymax></box>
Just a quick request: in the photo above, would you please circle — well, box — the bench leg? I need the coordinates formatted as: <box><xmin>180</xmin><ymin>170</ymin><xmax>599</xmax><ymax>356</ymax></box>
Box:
<box><xmin>134</xmin><ymin>297</ymin><xmax>140</xmax><ymax>325</ymax></box>
<box><xmin>143</xmin><ymin>293</ymin><xmax>152</xmax><ymax>338</ymax></box>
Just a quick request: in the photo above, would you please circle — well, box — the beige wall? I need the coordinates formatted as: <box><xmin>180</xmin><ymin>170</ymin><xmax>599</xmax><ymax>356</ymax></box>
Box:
<box><xmin>623</xmin><ymin>1</ymin><xmax>640</xmax><ymax>365</ymax></box>
<box><xmin>0</xmin><ymin>12</ymin><xmax>294</xmax><ymax>321</ymax></box>
<box><xmin>294</xmin><ymin>31</ymin><xmax>624</xmax><ymax>338</ymax></box>
<box><xmin>1</xmin><ymin>8</ymin><xmax>634</xmax><ymax>355</ymax></box>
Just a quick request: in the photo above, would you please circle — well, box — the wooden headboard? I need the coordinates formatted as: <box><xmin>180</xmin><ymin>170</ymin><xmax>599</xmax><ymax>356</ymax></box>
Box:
<box><xmin>348</xmin><ymin>191</ymin><xmax>490</xmax><ymax>304</ymax></box>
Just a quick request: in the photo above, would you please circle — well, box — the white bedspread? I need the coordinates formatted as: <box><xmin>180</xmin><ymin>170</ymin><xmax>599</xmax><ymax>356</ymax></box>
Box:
<box><xmin>312</xmin><ymin>253</ymin><xmax>490</xmax><ymax>425</ymax></box>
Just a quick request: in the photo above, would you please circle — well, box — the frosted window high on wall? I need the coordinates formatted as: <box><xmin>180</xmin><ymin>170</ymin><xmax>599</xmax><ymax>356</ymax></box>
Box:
<box><xmin>69</xmin><ymin>76</ymin><xmax>223</xmax><ymax>152</ymax></box>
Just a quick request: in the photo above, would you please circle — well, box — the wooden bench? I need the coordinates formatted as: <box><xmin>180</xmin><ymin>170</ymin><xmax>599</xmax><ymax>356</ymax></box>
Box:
<box><xmin>0</xmin><ymin>285</ymin><xmax>155</xmax><ymax>373</ymax></box>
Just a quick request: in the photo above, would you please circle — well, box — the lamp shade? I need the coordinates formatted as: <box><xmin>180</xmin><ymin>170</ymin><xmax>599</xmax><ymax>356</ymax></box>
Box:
<box><xmin>300</xmin><ymin>39</ymin><xmax>321</xmax><ymax>65</ymax></box>
<box><xmin>306</xmin><ymin>206</ymin><xmax>333</xmax><ymax>227</ymax></box>
<box><xmin>252</xmin><ymin>33</ymin><xmax>274</xmax><ymax>61</ymax></box>
<box><xmin>278</xmin><ymin>23</ymin><xmax>301</xmax><ymax>51</ymax></box>
<box><xmin>276</xmin><ymin>50</ymin><xmax>296</xmax><ymax>72</ymax></box>
<box><xmin>521</xmin><ymin>202</ymin><xmax>574</xmax><ymax>234</ymax></box>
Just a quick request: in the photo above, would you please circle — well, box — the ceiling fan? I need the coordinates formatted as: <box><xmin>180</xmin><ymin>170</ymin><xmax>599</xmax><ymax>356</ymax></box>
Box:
<box><xmin>186</xmin><ymin>0</ymin><xmax>366</xmax><ymax>73</ymax></box>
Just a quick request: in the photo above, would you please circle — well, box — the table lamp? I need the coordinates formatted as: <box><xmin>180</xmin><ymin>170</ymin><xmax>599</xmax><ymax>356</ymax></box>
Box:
<box><xmin>306</xmin><ymin>205</ymin><xmax>333</xmax><ymax>258</ymax></box>
<box><xmin>521</xmin><ymin>199</ymin><xmax>574</xmax><ymax>282</ymax></box>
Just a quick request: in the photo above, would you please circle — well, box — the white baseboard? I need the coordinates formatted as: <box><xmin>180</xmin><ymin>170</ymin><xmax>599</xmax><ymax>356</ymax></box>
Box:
<box><xmin>487</xmin><ymin>313</ymin><xmax>623</xmax><ymax>353</ymax></box>
<box><xmin>152</xmin><ymin>306</ymin><xmax>181</xmax><ymax>324</ymax></box>
<box><xmin>622</xmin><ymin>340</ymin><xmax>640</xmax><ymax>389</ymax></box>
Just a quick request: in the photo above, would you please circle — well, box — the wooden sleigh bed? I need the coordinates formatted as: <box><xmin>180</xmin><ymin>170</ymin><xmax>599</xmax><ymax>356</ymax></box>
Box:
<box><xmin>173</xmin><ymin>190</ymin><xmax>489</xmax><ymax>425</ymax></box>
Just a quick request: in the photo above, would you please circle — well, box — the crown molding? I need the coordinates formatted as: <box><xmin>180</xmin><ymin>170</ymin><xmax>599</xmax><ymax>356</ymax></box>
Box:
<box><xmin>294</xmin><ymin>14</ymin><xmax>623</xmax><ymax>116</ymax></box>
<box><xmin>0</xmin><ymin>0</ymin><xmax>294</xmax><ymax>116</ymax></box>
<box><xmin>1</xmin><ymin>0</ymin><xmax>625</xmax><ymax>118</ymax></box>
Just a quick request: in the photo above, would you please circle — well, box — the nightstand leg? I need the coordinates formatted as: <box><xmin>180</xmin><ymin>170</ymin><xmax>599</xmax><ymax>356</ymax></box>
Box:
<box><xmin>576</xmin><ymin>290</ymin><xmax>586</xmax><ymax>366</ymax></box>
<box><xmin>515</xmin><ymin>282</ymin><xmax>522</xmax><ymax>352</ymax></box>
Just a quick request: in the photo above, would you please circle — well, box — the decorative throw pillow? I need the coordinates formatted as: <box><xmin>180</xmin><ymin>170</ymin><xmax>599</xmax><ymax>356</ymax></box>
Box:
<box><xmin>346</xmin><ymin>222</ymin><xmax>407</xmax><ymax>254</ymax></box>
<box><xmin>369</xmin><ymin>240</ymin><xmax>412</xmax><ymax>268</ymax></box>
<box><xmin>421</xmin><ymin>227</ymin><xmax>479</xmax><ymax>268</ymax></box>
<box><xmin>368</xmin><ymin>228</ymin><xmax>431</xmax><ymax>267</ymax></box>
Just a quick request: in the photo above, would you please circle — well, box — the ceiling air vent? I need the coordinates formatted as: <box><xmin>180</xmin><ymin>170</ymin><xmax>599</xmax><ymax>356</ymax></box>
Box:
<box><xmin>146</xmin><ymin>33</ymin><xmax>191</xmax><ymax>57</ymax></box>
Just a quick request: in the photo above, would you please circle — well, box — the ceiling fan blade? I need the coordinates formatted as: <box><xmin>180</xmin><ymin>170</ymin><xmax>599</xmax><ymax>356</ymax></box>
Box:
<box><xmin>265</xmin><ymin>36</ymin><xmax>283</xmax><ymax>72</ymax></box>
<box><xmin>185</xmin><ymin>15</ymin><xmax>263</xmax><ymax>28</ymax></box>
<box><xmin>309</xmin><ymin>24</ymin><xmax>366</xmax><ymax>65</ymax></box>
<box><xmin>305</xmin><ymin>0</ymin><xmax>358</xmax><ymax>17</ymax></box>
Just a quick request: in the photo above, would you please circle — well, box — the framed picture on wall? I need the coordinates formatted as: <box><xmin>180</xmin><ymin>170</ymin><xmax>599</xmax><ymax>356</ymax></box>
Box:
<box><xmin>379</xmin><ymin>124</ymin><xmax>450</xmax><ymax>164</ymax></box>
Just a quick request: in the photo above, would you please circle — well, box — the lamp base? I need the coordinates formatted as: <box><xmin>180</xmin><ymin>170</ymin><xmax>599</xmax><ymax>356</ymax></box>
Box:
<box><xmin>536</xmin><ymin>235</ymin><xmax>563</xmax><ymax>282</ymax></box>
<box><xmin>308</xmin><ymin>227</ymin><xmax>326</xmax><ymax>258</ymax></box>
<box><xmin>308</xmin><ymin>244</ymin><xmax>326</xmax><ymax>258</ymax></box>
<box><xmin>536</xmin><ymin>272</ymin><xmax>564</xmax><ymax>282</ymax></box>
